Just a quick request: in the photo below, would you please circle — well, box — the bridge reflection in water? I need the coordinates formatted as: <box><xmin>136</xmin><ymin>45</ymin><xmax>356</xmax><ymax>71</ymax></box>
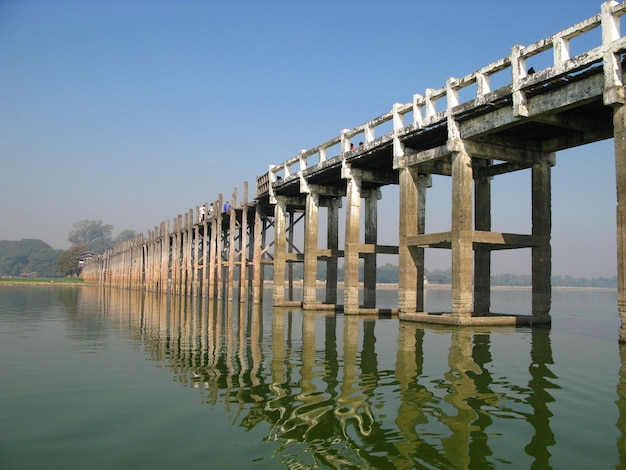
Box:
<box><xmin>92</xmin><ymin>287</ymin><xmax>624</xmax><ymax>469</ymax></box>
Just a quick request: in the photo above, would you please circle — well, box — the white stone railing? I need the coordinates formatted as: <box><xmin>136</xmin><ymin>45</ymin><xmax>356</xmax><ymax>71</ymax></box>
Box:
<box><xmin>260</xmin><ymin>0</ymin><xmax>626</xmax><ymax>201</ymax></box>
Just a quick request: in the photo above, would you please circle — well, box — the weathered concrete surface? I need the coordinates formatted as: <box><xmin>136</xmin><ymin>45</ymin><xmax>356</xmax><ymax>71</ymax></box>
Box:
<box><xmin>615</xmin><ymin>104</ymin><xmax>626</xmax><ymax>343</ymax></box>
<box><xmin>399</xmin><ymin>312</ymin><xmax>552</xmax><ymax>326</ymax></box>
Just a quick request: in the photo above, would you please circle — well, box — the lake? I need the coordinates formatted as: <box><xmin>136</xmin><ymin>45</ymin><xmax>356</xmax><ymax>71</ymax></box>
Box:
<box><xmin>0</xmin><ymin>285</ymin><xmax>624</xmax><ymax>469</ymax></box>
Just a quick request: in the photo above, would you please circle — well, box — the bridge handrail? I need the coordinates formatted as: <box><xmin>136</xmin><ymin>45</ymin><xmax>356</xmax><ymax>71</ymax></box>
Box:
<box><xmin>258</xmin><ymin>1</ymin><xmax>626</xmax><ymax>200</ymax></box>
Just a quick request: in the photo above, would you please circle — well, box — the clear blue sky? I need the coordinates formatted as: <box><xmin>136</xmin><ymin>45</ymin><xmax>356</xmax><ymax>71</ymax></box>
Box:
<box><xmin>0</xmin><ymin>0</ymin><xmax>618</xmax><ymax>277</ymax></box>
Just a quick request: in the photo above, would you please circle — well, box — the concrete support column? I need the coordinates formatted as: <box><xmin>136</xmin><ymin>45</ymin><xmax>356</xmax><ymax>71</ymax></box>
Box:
<box><xmin>532</xmin><ymin>154</ymin><xmax>553</xmax><ymax>318</ymax></box>
<box><xmin>416</xmin><ymin>176</ymin><xmax>427</xmax><ymax>312</ymax></box>
<box><xmin>398</xmin><ymin>165</ymin><xmax>419</xmax><ymax>313</ymax></box>
<box><xmin>474</xmin><ymin>162</ymin><xmax>491</xmax><ymax>315</ymax></box>
<box><xmin>287</xmin><ymin>211</ymin><xmax>295</xmax><ymax>301</ymax></box>
<box><xmin>303</xmin><ymin>189</ymin><xmax>320</xmax><ymax>308</ymax></box>
<box><xmin>344</xmin><ymin>168</ymin><xmax>362</xmax><ymax>314</ymax></box>
<box><xmin>326</xmin><ymin>198</ymin><xmax>340</xmax><ymax>305</ymax></box>
<box><xmin>363</xmin><ymin>189</ymin><xmax>379</xmax><ymax>308</ymax></box>
<box><xmin>614</xmin><ymin>104</ymin><xmax>626</xmax><ymax>342</ymax></box>
<box><xmin>450</xmin><ymin>142</ymin><xmax>474</xmax><ymax>317</ymax></box>
<box><xmin>273</xmin><ymin>196</ymin><xmax>288</xmax><ymax>305</ymax></box>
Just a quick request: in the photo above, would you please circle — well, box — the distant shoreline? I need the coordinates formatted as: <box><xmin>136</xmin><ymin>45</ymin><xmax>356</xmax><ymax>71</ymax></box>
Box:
<box><xmin>0</xmin><ymin>278</ymin><xmax>83</xmax><ymax>286</ymax></box>
<box><xmin>0</xmin><ymin>278</ymin><xmax>615</xmax><ymax>292</ymax></box>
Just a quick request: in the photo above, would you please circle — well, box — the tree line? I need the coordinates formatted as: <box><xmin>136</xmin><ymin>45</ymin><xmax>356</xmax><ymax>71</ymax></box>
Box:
<box><xmin>0</xmin><ymin>220</ymin><xmax>136</xmax><ymax>277</ymax></box>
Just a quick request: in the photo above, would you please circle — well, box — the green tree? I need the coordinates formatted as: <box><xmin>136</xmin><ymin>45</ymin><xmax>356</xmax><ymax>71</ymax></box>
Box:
<box><xmin>0</xmin><ymin>239</ymin><xmax>61</xmax><ymax>277</ymax></box>
<box><xmin>113</xmin><ymin>229</ymin><xmax>137</xmax><ymax>246</ymax></box>
<box><xmin>68</xmin><ymin>220</ymin><xmax>113</xmax><ymax>253</ymax></box>
<box><xmin>57</xmin><ymin>244</ymin><xmax>88</xmax><ymax>277</ymax></box>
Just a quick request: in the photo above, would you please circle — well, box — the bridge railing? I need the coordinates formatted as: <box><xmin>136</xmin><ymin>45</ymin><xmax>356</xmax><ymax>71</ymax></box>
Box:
<box><xmin>257</xmin><ymin>1</ymin><xmax>626</xmax><ymax>200</ymax></box>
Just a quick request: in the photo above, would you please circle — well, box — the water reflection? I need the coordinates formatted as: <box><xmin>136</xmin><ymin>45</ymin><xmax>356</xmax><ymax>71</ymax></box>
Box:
<box><xmin>89</xmin><ymin>288</ymin><xmax>602</xmax><ymax>468</ymax></box>
<box><xmin>618</xmin><ymin>343</ymin><xmax>626</xmax><ymax>470</ymax></box>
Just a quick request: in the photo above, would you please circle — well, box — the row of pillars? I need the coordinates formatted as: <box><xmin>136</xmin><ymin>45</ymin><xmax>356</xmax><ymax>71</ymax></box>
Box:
<box><xmin>271</xmin><ymin>148</ymin><xmax>551</xmax><ymax>320</ymax></box>
<box><xmin>271</xmin><ymin>171</ymin><xmax>390</xmax><ymax>314</ymax></box>
<box><xmin>81</xmin><ymin>183</ymin><xmax>274</xmax><ymax>304</ymax></box>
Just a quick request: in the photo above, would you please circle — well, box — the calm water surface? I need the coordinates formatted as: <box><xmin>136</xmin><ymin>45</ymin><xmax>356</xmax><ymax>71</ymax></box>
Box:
<box><xmin>0</xmin><ymin>285</ymin><xmax>624</xmax><ymax>469</ymax></box>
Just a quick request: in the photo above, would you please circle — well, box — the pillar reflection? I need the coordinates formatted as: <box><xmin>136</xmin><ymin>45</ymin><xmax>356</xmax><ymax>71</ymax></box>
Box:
<box><xmin>617</xmin><ymin>343</ymin><xmax>626</xmax><ymax>469</ymax></box>
<box><xmin>90</xmin><ymin>288</ymin><xmax>564</xmax><ymax>468</ymax></box>
<box><xmin>524</xmin><ymin>326</ymin><xmax>557</xmax><ymax>467</ymax></box>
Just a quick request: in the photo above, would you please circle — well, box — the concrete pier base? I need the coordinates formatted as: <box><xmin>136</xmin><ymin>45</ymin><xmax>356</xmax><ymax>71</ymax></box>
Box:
<box><xmin>399</xmin><ymin>312</ymin><xmax>552</xmax><ymax>326</ymax></box>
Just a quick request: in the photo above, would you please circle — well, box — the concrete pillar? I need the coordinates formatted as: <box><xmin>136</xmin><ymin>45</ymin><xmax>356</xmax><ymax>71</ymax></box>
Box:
<box><xmin>615</xmin><ymin>104</ymin><xmax>626</xmax><ymax>342</ymax></box>
<box><xmin>532</xmin><ymin>154</ymin><xmax>553</xmax><ymax>318</ymax></box>
<box><xmin>474</xmin><ymin>162</ymin><xmax>491</xmax><ymax>315</ymax></box>
<box><xmin>273</xmin><ymin>196</ymin><xmax>287</xmax><ymax>305</ymax></box>
<box><xmin>326</xmin><ymin>198</ymin><xmax>340</xmax><ymax>305</ymax></box>
<box><xmin>398</xmin><ymin>165</ymin><xmax>419</xmax><ymax>314</ymax></box>
<box><xmin>287</xmin><ymin>211</ymin><xmax>295</xmax><ymax>301</ymax></box>
<box><xmin>363</xmin><ymin>189</ymin><xmax>379</xmax><ymax>308</ymax></box>
<box><xmin>344</xmin><ymin>168</ymin><xmax>362</xmax><ymax>314</ymax></box>
<box><xmin>416</xmin><ymin>176</ymin><xmax>427</xmax><ymax>313</ymax></box>
<box><xmin>398</xmin><ymin>166</ymin><xmax>427</xmax><ymax>313</ymax></box>
<box><xmin>303</xmin><ymin>189</ymin><xmax>320</xmax><ymax>308</ymax></box>
<box><xmin>450</xmin><ymin>142</ymin><xmax>474</xmax><ymax>317</ymax></box>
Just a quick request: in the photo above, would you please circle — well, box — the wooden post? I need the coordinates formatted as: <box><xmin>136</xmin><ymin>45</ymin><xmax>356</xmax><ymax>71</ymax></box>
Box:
<box><xmin>215</xmin><ymin>194</ymin><xmax>224</xmax><ymax>299</ymax></box>
<box><xmin>252</xmin><ymin>204</ymin><xmax>263</xmax><ymax>304</ymax></box>
<box><xmin>193</xmin><ymin>219</ymin><xmax>200</xmax><ymax>297</ymax></box>
<box><xmin>186</xmin><ymin>209</ymin><xmax>194</xmax><ymax>296</ymax></box>
<box><xmin>208</xmin><ymin>200</ymin><xmax>219</xmax><ymax>299</ymax></box>
<box><xmin>239</xmin><ymin>183</ymin><xmax>249</xmax><ymax>303</ymax></box>
<box><xmin>227</xmin><ymin>202</ymin><xmax>236</xmax><ymax>302</ymax></box>
<box><xmin>161</xmin><ymin>220</ymin><xmax>170</xmax><ymax>294</ymax></box>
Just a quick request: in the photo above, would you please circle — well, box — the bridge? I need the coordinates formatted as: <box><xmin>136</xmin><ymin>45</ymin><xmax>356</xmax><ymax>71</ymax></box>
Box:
<box><xmin>81</xmin><ymin>1</ymin><xmax>626</xmax><ymax>342</ymax></box>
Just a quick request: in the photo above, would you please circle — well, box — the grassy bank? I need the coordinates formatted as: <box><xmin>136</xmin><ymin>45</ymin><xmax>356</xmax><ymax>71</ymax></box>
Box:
<box><xmin>0</xmin><ymin>277</ymin><xmax>84</xmax><ymax>285</ymax></box>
